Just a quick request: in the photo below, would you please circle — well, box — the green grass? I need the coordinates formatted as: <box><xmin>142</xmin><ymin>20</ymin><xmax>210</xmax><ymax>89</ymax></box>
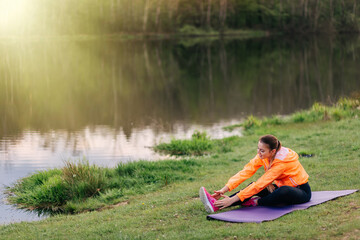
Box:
<box><xmin>1</xmin><ymin>99</ymin><xmax>360</xmax><ymax>239</ymax></box>
<box><xmin>6</xmin><ymin>158</ymin><xmax>204</xmax><ymax>214</ymax></box>
<box><xmin>154</xmin><ymin>131</ymin><xmax>213</xmax><ymax>156</ymax></box>
<box><xmin>223</xmin><ymin>98</ymin><xmax>360</xmax><ymax>134</ymax></box>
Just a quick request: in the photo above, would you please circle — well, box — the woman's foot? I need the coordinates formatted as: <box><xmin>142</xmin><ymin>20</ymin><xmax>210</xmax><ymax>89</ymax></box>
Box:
<box><xmin>199</xmin><ymin>187</ymin><xmax>219</xmax><ymax>213</ymax></box>
<box><xmin>241</xmin><ymin>197</ymin><xmax>260</xmax><ymax>207</ymax></box>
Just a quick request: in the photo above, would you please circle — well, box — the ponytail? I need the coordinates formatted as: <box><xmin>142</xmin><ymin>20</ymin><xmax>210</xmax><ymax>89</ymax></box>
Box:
<box><xmin>259</xmin><ymin>135</ymin><xmax>281</xmax><ymax>152</ymax></box>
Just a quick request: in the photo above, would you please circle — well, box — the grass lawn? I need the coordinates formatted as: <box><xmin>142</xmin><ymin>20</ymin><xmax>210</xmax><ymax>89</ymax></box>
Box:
<box><xmin>1</xmin><ymin>118</ymin><xmax>359</xmax><ymax>239</ymax></box>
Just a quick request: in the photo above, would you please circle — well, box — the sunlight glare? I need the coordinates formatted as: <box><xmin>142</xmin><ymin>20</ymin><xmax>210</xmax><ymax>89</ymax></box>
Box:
<box><xmin>0</xmin><ymin>0</ymin><xmax>30</xmax><ymax>35</ymax></box>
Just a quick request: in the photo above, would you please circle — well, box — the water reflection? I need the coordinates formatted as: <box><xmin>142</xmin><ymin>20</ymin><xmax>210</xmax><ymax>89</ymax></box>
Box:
<box><xmin>1</xmin><ymin>35</ymin><xmax>360</xmax><ymax>224</ymax></box>
<box><xmin>1</xmin><ymin>36</ymin><xmax>360</xmax><ymax>138</ymax></box>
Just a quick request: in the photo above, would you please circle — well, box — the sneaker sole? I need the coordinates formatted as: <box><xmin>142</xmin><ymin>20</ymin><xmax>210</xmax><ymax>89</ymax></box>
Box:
<box><xmin>199</xmin><ymin>187</ymin><xmax>214</xmax><ymax>213</ymax></box>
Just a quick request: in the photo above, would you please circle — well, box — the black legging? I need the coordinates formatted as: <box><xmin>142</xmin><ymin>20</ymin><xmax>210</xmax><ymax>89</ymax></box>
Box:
<box><xmin>229</xmin><ymin>182</ymin><xmax>311</xmax><ymax>207</ymax></box>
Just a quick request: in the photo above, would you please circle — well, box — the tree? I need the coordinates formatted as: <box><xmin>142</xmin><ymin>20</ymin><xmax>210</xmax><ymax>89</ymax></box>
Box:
<box><xmin>219</xmin><ymin>0</ymin><xmax>227</xmax><ymax>33</ymax></box>
<box><xmin>207</xmin><ymin>0</ymin><xmax>212</xmax><ymax>29</ymax></box>
<box><xmin>143</xmin><ymin>0</ymin><xmax>150</xmax><ymax>32</ymax></box>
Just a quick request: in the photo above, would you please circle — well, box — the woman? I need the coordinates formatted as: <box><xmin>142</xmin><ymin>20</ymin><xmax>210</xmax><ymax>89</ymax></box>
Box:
<box><xmin>199</xmin><ymin>135</ymin><xmax>311</xmax><ymax>213</ymax></box>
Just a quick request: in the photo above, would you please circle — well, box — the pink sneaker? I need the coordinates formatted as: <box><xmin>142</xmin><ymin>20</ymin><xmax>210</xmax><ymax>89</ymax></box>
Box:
<box><xmin>241</xmin><ymin>197</ymin><xmax>260</xmax><ymax>207</ymax></box>
<box><xmin>199</xmin><ymin>187</ymin><xmax>219</xmax><ymax>213</ymax></box>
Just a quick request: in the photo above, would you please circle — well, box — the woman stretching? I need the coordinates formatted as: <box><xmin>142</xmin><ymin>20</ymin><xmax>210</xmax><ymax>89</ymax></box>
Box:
<box><xmin>200</xmin><ymin>135</ymin><xmax>311</xmax><ymax>213</ymax></box>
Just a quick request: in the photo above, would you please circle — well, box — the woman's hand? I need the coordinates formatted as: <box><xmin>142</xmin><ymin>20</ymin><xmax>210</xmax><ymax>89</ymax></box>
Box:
<box><xmin>214</xmin><ymin>195</ymin><xmax>240</xmax><ymax>209</ymax></box>
<box><xmin>211</xmin><ymin>186</ymin><xmax>229</xmax><ymax>200</ymax></box>
<box><xmin>211</xmin><ymin>190</ymin><xmax>224</xmax><ymax>200</ymax></box>
<box><xmin>266</xmin><ymin>184</ymin><xmax>276</xmax><ymax>193</ymax></box>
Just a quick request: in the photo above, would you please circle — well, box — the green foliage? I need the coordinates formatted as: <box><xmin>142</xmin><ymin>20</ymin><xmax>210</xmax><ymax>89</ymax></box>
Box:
<box><xmin>177</xmin><ymin>25</ymin><xmax>213</xmax><ymax>36</ymax></box>
<box><xmin>242</xmin><ymin>115</ymin><xmax>262</xmax><ymax>130</ymax></box>
<box><xmin>291</xmin><ymin>111</ymin><xmax>307</xmax><ymax>123</ymax></box>
<box><xmin>62</xmin><ymin>160</ymin><xmax>106</xmax><ymax>200</ymax></box>
<box><xmin>6</xmin><ymin>158</ymin><xmax>202</xmax><ymax>214</ymax></box>
<box><xmin>1</xmin><ymin>0</ymin><xmax>360</xmax><ymax>35</ymax></box>
<box><xmin>224</xmin><ymin>97</ymin><xmax>360</xmax><ymax>134</ymax></box>
<box><xmin>8</xmin><ymin>173</ymin><xmax>67</xmax><ymax>212</ymax></box>
<box><xmin>337</xmin><ymin>97</ymin><xmax>360</xmax><ymax>110</ymax></box>
<box><xmin>154</xmin><ymin>131</ymin><xmax>213</xmax><ymax>156</ymax></box>
<box><xmin>7</xmin><ymin>160</ymin><xmax>107</xmax><ymax>213</ymax></box>
<box><xmin>263</xmin><ymin>115</ymin><xmax>283</xmax><ymax>125</ymax></box>
<box><xmin>10</xmin><ymin>169</ymin><xmax>62</xmax><ymax>192</ymax></box>
<box><xmin>213</xmin><ymin>136</ymin><xmax>241</xmax><ymax>153</ymax></box>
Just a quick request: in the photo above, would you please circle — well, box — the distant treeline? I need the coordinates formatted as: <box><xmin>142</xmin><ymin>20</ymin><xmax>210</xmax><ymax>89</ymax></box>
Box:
<box><xmin>4</xmin><ymin>0</ymin><xmax>360</xmax><ymax>35</ymax></box>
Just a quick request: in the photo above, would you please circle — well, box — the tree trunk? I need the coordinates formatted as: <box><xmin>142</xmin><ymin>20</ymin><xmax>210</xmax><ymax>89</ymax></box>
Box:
<box><xmin>279</xmin><ymin>0</ymin><xmax>283</xmax><ymax>29</ymax></box>
<box><xmin>143</xmin><ymin>0</ymin><xmax>150</xmax><ymax>32</ymax></box>
<box><xmin>313</xmin><ymin>0</ymin><xmax>320</xmax><ymax>32</ymax></box>
<box><xmin>354</xmin><ymin>0</ymin><xmax>357</xmax><ymax>17</ymax></box>
<box><xmin>291</xmin><ymin>0</ymin><xmax>296</xmax><ymax>28</ymax></box>
<box><xmin>111</xmin><ymin>0</ymin><xmax>116</xmax><ymax>23</ymax></box>
<box><xmin>207</xmin><ymin>0</ymin><xmax>212</xmax><ymax>29</ymax></box>
<box><xmin>155</xmin><ymin>0</ymin><xmax>162</xmax><ymax>32</ymax></box>
<box><xmin>219</xmin><ymin>0</ymin><xmax>227</xmax><ymax>33</ymax></box>
<box><xmin>304</xmin><ymin>0</ymin><xmax>308</xmax><ymax>19</ymax></box>
<box><xmin>301</xmin><ymin>0</ymin><xmax>304</xmax><ymax>17</ymax></box>
<box><xmin>329</xmin><ymin>0</ymin><xmax>334</xmax><ymax>29</ymax></box>
<box><xmin>200</xmin><ymin>0</ymin><xmax>205</xmax><ymax>28</ymax></box>
<box><xmin>169</xmin><ymin>0</ymin><xmax>180</xmax><ymax>30</ymax></box>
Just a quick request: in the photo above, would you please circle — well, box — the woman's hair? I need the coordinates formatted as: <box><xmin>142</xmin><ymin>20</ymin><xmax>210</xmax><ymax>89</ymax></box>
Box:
<box><xmin>259</xmin><ymin>135</ymin><xmax>281</xmax><ymax>152</ymax></box>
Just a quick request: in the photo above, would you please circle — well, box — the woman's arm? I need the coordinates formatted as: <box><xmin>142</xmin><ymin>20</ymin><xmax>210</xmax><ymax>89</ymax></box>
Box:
<box><xmin>236</xmin><ymin>162</ymin><xmax>284</xmax><ymax>201</ymax></box>
<box><xmin>225</xmin><ymin>156</ymin><xmax>263</xmax><ymax>191</ymax></box>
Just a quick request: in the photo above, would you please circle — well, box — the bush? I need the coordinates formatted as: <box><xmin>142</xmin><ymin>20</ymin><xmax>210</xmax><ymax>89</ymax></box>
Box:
<box><xmin>178</xmin><ymin>25</ymin><xmax>212</xmax><ymax>35</ymax></box>
<box><xmin>6</xmin><ymin>158</ymin><xmax>202</xmax><ymax>214</ymax></box>
<box><xmin>242</xmin><ymin>115</ymin><xmax>262</xmax><ymax>130</ymax></box>
<box><xmin>8</xmin><ymin>172</ymin><xmax>67</xmax><ymax>211</ymax></box>
<box><xmin>337</xmin><ymin>98</ymin><xmax>360</xmax><ymax>110</ymax></box>
<box><xmin>154</xmin><ymin>131</ymin><xmax>213</xmax><ymax>156</ymax></box>
<box><xmin>62</xmin><ymin>160</ymin><xmax>106</xmax><ymax>200</ymax></box>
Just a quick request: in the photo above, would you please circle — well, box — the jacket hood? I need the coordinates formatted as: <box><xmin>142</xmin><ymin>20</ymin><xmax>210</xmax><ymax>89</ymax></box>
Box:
<box><xmin>273</xmin><ymin>147</ymin><xmax>298</xmax><ymax>163</ymax></box>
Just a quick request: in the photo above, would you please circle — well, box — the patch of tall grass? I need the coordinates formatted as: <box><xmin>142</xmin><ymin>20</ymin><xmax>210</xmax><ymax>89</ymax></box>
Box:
<box><xmin>62</xmin><ymin>160</ymin><xmax>106</xmax><ymax>200</ymax></box>
<box><xmin>6</xmin><ymin>158</ymin><xmax>202</xmax><ymax>214</ymax></box>
<box><xmin>154</xmin><ymin>131</ymin><xmax>213</xmax><ymax>156</ymax></box>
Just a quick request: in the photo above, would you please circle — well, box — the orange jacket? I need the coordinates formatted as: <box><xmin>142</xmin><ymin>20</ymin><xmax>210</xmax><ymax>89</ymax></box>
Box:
<box><xmin>226</xmin><ymin>147</ymin><xmax>309</xmax><ymax>201</ymax></box>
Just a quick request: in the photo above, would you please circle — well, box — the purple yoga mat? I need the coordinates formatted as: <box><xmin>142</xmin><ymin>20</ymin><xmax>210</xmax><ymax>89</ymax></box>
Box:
<box><xmin>207</xmin><ymin>190</ymin><xmax>358</xmax><ymax>223</ymax></box>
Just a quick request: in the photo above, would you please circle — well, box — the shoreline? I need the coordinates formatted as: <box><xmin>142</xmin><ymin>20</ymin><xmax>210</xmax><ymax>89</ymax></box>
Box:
<box><xmin>0</xmin><ymin>29</ymin><xmax>269</xmax><ymax>41</ymax></box>
<box><xmin>1</xmin><ymin>113</ymin><xmax>359</xmax><ymax>239</ymax></box>
<box><xmin>4</xmin><ymin>97</ymin><xmax>359</xmax><ymax>216</ymax></box>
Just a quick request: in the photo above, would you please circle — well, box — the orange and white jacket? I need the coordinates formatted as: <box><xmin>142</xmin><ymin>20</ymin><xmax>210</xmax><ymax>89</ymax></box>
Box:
<box><xmin>226</xmin><ymin>147</ymin><xmax>309</xmax><ymax>201</ymax></box>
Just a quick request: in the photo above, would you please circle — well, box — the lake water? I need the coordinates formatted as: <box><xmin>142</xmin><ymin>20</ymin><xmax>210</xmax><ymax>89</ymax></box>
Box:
<box><xmin>1</xmin><ymin>35</ymin><xmax>360</xmax><ymax>225</ymax></box>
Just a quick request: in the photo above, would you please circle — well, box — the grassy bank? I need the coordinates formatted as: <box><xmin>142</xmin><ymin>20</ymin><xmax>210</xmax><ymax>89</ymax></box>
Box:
<box><xmin>223</xmin><ymin>98</ymin><xmax>360</xmax><ymax>134</ymax></box>
<box><xmin>5</xmin><ymin>158</ymin><xmax>205</xmax><ymax>214</ymax></box>
<box><xmin>1</xmin><ymin>99</ymin><xmax>360</xmax><ymax>239</ymax></box>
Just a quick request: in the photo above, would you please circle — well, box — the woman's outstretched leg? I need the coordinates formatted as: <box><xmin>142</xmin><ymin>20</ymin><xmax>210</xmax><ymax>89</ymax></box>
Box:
<box><xmin>258</xmin><ymin>183</ymin><xmax>311</xmax><ymax>206</ymax></box>
<box><xmin>228</xmin><ymin>185</ymin><xmax>275</xmax><ymax>207</ymax></box>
